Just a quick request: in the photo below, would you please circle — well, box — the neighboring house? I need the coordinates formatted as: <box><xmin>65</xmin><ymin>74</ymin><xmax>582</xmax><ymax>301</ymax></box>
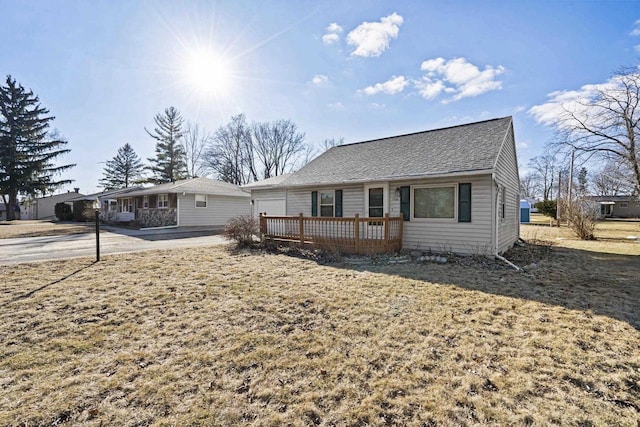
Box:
<box><xmin>586</xmin><ymin>195</ymin><xmax>640</xmax><ymax>218</ymax></box>
<box><xmin>114</xmin><ymin>177</ymin><xmax>250</xmax><ymax>228</ymax></box>
<box><xmin>246</xmin><ymin>116</ymin><xmax>520</xmax><ymax>255</ymax></box>
<box><xmin>67</xmin><ymin>187</ymin><xmax>144</xmax><ymax>222</ymax></box>
<box><xmin>21</xmin><ymin>190</ymin><xmax>85</xmax><ymax>220</ymax></box>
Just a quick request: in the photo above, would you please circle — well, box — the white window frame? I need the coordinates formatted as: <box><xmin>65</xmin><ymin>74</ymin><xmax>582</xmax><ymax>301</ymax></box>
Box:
<box><xmin>158</xmin><ymin>194</ymin><xmax>169</xmax><ymax>209</ymax></box>
<box><xmin>319</xmin><ymin>190</ymin><xmax>334</xmax><ymax>217</ymax></box>
<box><xmin>143</xmin><ymin>196</ymin><xmax>149</xmax><ymax>209</ymax></box>
<box><xmin>119</xmin><ymin>198</ymin><xmax>132</xmax><ymax>213</ymax></box>
<box><xmin>195</xmin><ymin>194</ymin><xmax>208</xmax><ymax>208</ymax></box>
<box><xmin>410</xmin><ymin>184</ymin><xmax>457</xmax><ymax>222</ymax></box>
<box><xmin>618</xmin><ymin>202</ymin><xmax>628</xmax><ymax>208</ymax></box>
<box><xmin>364</xmin><ymin>183</ymin><xmax>389</xmax><ymax>218</ymax></box>
<box><xmin>500</xmin><ymin>186</ymin><xmax>506</xmax><ymax>220</ymax></box>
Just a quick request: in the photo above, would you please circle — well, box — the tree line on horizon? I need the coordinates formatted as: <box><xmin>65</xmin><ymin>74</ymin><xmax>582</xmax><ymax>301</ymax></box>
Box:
<box><xmin>100</xmin><ymin>108</ymin><xmax>315</xmax><ymax>190</ymax></box>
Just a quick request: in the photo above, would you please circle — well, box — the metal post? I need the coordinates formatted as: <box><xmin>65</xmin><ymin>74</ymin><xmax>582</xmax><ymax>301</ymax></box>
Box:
<box><xmin>95</xmin><ymin>209</ymin><xmax>100</xmax><ymax>262</ymax></box>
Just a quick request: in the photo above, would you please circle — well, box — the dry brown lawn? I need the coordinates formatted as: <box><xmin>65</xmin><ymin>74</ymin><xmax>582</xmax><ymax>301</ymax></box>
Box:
<box><xmin>0</xmin><ymin>220</ymin><xmax>94</xmax><ymax>239</ymax></box>
<box><xmin>0</xmin><ymin>222</ymin><xmax>639</xmax><ymax>426</ymax></box>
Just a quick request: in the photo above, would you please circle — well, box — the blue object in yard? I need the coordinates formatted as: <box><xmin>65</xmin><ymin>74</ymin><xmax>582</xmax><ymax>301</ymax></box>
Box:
<box><xmin>520</xmin><ymin>200</ymin><xmax>530</xmax><ymax>223</ymax></box>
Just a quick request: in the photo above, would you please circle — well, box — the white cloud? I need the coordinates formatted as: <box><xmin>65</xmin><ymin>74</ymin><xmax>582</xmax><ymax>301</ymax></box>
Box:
<box><xmin>327</xmin><ymin>101</ymin><xmax>345</xmax><ymax>110</ymax></box>
<box><xmin>360</xmin><ymin>75</ymin><xmax>409</xmax><ymax>95</ymax></box>
<box><xmin>368</xmin><ymin>102</ymin><xmax>386</xmax><ymax>110</ymax></box>
<box><xmin>312</xmin><ymin>74</ymin><xmax>329</xmax><ymax>85</ymax></box>
<box><xmin>322</xmin><ymin>22</ymin><xmax>343</xmax><ymax>45</ymax></box>
<box><xmin>528</xmin><ymin>77</ymin><xmax>622</xmax><ymax>127</ymax></box>
<box><xmin>631</xmin><ymin>19</ymin><xmax>640</xmax><ymax>36</ymax></box>
<box><xmin>514</xmin><ymin>105</ymin><xmax>526</xmax><ymax>113</ymax></box>
<box><xmin>635</xmin><ymin>44</ymin><xmax>640</xmax><ymax>53</ymax></box>
<box><xmin>327</xmin><ymin>22</ymin><xmax>343</xmax><ymax>33</ymax></box>
<box><xmin>346</xmin><ymin>13</ymin><xmax>403</xmax><ymax>57</ymax></box>
<box><xmin>416</xmin><ymin>57</ymin><xmax>505</xmax><ymax>102</ymax></box>
<box><xmin>322</xmin><ymin>33</ymin><xmax>340</xmax><ymax>45</ymax></box>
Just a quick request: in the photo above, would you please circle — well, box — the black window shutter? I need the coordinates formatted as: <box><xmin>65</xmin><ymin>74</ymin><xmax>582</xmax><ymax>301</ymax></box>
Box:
<box><xmin>458</xmin><ymin>183</ymin><xmax>472</xmax><ymax>222</ymax></box>
<box><xmin>311</xmin><ymin>191</ymin><xmax>318</xmax><ymax>217</ymax></box>
<box><xmin>335</xmin><ymin>190</ymin><xmax>343</xmax><ymax>217</ymax></box>
<box><xmin>400</xmin><ymin>186</ymin><xmax>410</xmax><ymax>221</ymax></box>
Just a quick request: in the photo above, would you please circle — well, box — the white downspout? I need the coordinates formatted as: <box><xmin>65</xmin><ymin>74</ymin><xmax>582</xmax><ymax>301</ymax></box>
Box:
<box><xmin>493</xmin><ymin>173</ymin><xmax>520</xmax><ymax>271</ymax></box>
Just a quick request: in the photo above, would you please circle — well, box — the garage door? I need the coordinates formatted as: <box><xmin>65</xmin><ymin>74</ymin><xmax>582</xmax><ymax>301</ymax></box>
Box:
<box><xmin>255</xmin><ymin>198</ymin><xmax>286</xmax><ymax>217</ymax></box>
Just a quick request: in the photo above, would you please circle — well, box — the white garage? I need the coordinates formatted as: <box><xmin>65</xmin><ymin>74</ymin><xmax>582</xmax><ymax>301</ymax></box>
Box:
<box><xmin>254</xmin><ymin>197</ymin><xmax>286</xmax><ymax>217</ymax></box>
<box><xmin>243</xmin><ymin>174</ymin><xmax>292</xmax><ymax>218</ymax></box>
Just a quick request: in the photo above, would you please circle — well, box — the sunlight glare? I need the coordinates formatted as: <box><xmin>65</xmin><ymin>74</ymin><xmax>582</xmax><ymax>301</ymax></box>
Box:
<box><xmin>183</xmin><ymin>49</ymin><xmax>232</xmax><ymax>96</ymax></box>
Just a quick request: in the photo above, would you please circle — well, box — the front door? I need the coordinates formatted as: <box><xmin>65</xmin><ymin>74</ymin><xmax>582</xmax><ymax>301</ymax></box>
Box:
<box><xmin>364</xmin><ymin>185</ymin><xmax>387</xmax><ymax>238</ymax></box>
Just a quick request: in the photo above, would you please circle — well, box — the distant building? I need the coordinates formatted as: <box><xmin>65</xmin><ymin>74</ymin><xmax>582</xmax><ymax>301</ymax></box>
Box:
<box><xmin>21</xmin><ymin>189</ymin><xmax>85</xmax><ymax>220</ymax></box>
<box><xmin>586</xmin><ymin>195</ymin><xmax>640</xmax><ymax>219</ymax></box>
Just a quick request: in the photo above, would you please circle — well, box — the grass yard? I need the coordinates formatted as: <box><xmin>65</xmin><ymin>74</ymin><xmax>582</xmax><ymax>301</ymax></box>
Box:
<box><xmin>0</xmin><ymin>220</ymin><xmax>94</xmax><ymax>239</ymax></box>
<box><xmin>0</xmin><ymin>223</ymin><xmax>639</xmax><ymax>425</ymax></box>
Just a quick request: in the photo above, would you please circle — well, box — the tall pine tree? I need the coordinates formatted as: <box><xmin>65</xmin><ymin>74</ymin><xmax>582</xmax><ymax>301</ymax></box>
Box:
<box><xmin>100</xmin><ymin>143</ymin><xmax>144</xmax><ymax>190</ymax></box>
<box><xmin>0</xmin><ymin>75</ymin><xmax>74</xmax><ymax>220</ymax></box>
<box><xmin>145</xmin><ymin>106</ymin><xmax>188</xmax><ymax>184</ymax></box>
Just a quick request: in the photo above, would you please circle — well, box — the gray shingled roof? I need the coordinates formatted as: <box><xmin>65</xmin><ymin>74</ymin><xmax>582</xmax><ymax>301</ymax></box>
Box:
<box><xmin>242</xmin><ymin>173</ymin><xmax>292</xmax><ymax>190</ymax></box>
<box><xmin>122</xmin><ymin>178</ymin><xmax>249</xmax><ymax>198</ymax></box>
<box><xmin>277</xmin><ymin>117</ymin><xmax>512</xmax><ymax>187</ymax></box>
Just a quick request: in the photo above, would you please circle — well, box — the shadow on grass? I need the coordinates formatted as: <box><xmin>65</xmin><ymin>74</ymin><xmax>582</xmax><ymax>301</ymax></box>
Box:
<box><xmin>264</xmin><ymin>241</ymin><xmax>640</xmax><ymax>331</ymax></box>
<box><xmin>9</xmin><ymin>261</ymin><xmax>97</xmax><ymax>303</ymax></box>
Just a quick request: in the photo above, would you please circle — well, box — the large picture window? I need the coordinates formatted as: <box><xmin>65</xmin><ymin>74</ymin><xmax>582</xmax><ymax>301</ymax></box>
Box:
<box><xmin>158</xmin><ymin>194</ymin><xmax>169</xmax><ymax>208</ymax></box>
<box><xmin>320</xmin><ymin>191</ymin><xmax>334</xmax><ymax>217</ymax></box>
<box><xmin>413</xmin><ymin>186</ymin><xmax>455</xmax><ymax>219</ymax></box>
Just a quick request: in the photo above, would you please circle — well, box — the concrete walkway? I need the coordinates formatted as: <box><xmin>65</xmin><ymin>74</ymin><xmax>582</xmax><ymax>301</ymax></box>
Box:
<box><xmin>0</xmin><ymin>226</ymin><xmax>228</xmax><ymax>265</ymax></box>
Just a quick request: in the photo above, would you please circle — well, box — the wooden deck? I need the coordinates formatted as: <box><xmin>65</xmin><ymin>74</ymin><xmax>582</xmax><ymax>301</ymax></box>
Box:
<box><xmin>259</xmin><ymin>213</ymin><xmax>403</xmax><ymax>254</ymax></box>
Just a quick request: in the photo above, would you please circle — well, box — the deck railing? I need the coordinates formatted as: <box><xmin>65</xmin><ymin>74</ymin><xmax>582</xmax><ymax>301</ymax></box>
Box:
<box><xmin>259</xmin><ymin>213</ymin><xmax>403</xmax><ymax>254</ymax></box>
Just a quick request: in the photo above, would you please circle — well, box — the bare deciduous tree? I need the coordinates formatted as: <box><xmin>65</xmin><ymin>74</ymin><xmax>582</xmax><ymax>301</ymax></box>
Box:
<box><xmin>252</xmin><ymin>119</ymin><xmax>306</xmax><ymax>179</ymax></box>
<box><xmin>591</xmin><ymin>160</ymin><xmax>634</xmax><ymax>196</ymax></box>
<box><xmin>181</xmin><ymin>122</ymin><xmax>209</xmax><ymax>178</ymax></box>
<box><xmin>203</xmin><ymin>114</ymin><xmax>253</xmax><ymax>185</ymax></box>
<box><xmin>528</xmin><ymin>154</ymin><xmax>560</xmax><ymax>200</ymax></box>
<box><xmin>532</xmin><ymin>66</ymin><xmax>640</xmax><ymax>198</ymax></box>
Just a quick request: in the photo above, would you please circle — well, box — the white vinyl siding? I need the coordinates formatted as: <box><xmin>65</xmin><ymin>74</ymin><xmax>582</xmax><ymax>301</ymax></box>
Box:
<box><xmin>286</xmin><ymin>185</ymin><xmax>364</xmax><ymax>217</ymax></box>
<box><xmin>177</xmin><ymin>193</ymin><xmax>250</xmax><ymax>226</ymax></box>
<box><xmin>494</xmin><ymin>123</ymin><xmax>520</xmax><ymax>253</ymax></box>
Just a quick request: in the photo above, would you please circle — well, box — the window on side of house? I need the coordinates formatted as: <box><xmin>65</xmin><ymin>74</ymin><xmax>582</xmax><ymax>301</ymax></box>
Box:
<box><xmin>413</xmin><ymin>185</ymin><xmax>456</xmax><ymax>219</ymax></box>
<box><xmin>158</xmin><ymin>194</ymin><xmax>169</xmax><ymax>208</ymax></box>
<box><xmin>143</xmin><ymin>196</ymin><xmax>149</xmax><ymax>209</ymax></box>
<box><xmin>500</xmin><ymin>186</ymin><xmax>506</xmax><ymax>219</ymax></box>
<box><xmin>119</xmin><ymin>198</ymin><xmax>132</xmax><ymax>213</ymax></box>
<box><xmin>320</xmin><ymin>191</ymin><xmax>334</xmax><ymax>217</ymax></box>
<box><xmin>619</xmin><ymin>202</ymin><xmax>628</xmax><ymax>208</ymax></box>
<box><xmin>195</xmin><ymin>194</ymin><xmax>207</xmax><ymax>208</ymax></box>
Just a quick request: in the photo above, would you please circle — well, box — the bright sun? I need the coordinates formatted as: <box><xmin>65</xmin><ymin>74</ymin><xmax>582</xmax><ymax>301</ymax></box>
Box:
<box><xmin>183</xmin><ymin>49</ymin><xmax>232</xmax><ymax>96</ymax></box>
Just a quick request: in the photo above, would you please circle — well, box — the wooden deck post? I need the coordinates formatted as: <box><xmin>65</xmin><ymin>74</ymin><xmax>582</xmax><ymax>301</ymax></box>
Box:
<box><xmin>259</xmin><ymin>213</ymin><xmax>266</xmax><ymax>241</ymax></box>
<box><xmin>384</xmin><ymin>213</ymin><xmax>390</xmax><ymax>244</ymax></box>
<box><xmin>398</xmin><ymin>215</ymin><xmax>404</xmax><ymax>250</ymax></box>
<box><xmin>354</xmin><ymin>213</ymin><xmax>360</xmax><ymax>254</ymax></box>
<box><xmin>299</xmin><ymin>213</ymin><xmax>305</xmax><ymax>244</ymax></box>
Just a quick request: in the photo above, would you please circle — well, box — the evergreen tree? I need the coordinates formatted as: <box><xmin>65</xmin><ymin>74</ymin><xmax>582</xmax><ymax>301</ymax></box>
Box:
<box><xmin>145</xmin><ymin>106</ymin><xmax>188</xmax><ymax>184</ymax></box>
<box><xmin>100</xmin><ymin>143</ymin><xmax>144</xmax><ymax>190</ymax></box>
<box><xmin>0</xmin><ymin>75</ymin><xmax>74</xmax><ymax>220</ymax></box>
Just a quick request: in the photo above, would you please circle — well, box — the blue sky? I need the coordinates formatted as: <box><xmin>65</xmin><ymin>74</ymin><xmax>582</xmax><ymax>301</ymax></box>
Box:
<box><xmin>2</xmin><ymin>0</ymin><xmax>640</xmax><ymax>194</ymax></box>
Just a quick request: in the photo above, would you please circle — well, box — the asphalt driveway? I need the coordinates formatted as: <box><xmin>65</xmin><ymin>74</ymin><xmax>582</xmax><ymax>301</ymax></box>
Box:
<box><xmin>0</xmin><ymin>226</ymin><xmax>228</xmax><ymax>264</ymax></box>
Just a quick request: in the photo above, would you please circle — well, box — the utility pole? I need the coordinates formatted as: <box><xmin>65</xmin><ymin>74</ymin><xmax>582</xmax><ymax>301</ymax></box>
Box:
<box><xmin>556</xmin><ymin>171</ymin><xmax>562</xmax><ymax>227</ymax></box>
<box><xmin>568</xmin><ymin>149</ymin><xmax>575</xmax><ymax>211</ymax></box>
